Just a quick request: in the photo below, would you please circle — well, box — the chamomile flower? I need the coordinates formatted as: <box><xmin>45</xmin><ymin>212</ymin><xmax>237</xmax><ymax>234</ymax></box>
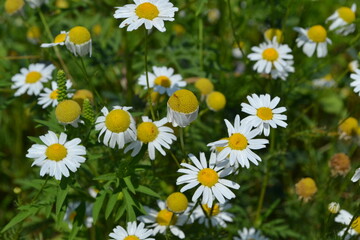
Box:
<box><xmin>326</xmin><ymin>4</ymin><xmax>356</xmax><ymax>36</ymax></box>
<box><xmin>294</xmin><ymin>25</ymin><xmax>332</xmax><ymax>58</ymax></box>
<box><xmin>295</xmin><ymin>177</ymin><xmax>317</xmax><ymax>202</ymax></box>
<box><xmin>65</xmin><ymin>26</ymin><xmax>92</xmax><ymax>57</ymax></box>
<box><xmin>234</xmin><ymin>228</ymin><xmax>269</xmax><ymax>240</ymax></box>
<box><xmin>138</xmin><ymin>200</ymin><xmax>186</xmax><ymax>239</ymax></box>
<box><xmin>41</xmin><ymin>31</ymin><xmax>67</xmax><ymax>48</ymax></box>
<box><xmin>352</xmin><ymin>168</ymin><xmax>360</xmax><ymax>182</ymax></box>
<box><xmin>55</xmin><ymin>100</ymin><xmax>82</xmax><ymax>127</ymax></box>
<box><xmin>247</xmin><ymin>37</ymin><xmax>293</xmax><ymax>75</ymax></box>
<box><xmin>312</xmin><ymin>73</ymin><xmax>336</xmax><ymax>88</ymax></box>
<box><xmin>241</xmin><ymin>94</ymin><xmax>287</xmax><ymax>136</ymax></box>
<box><xmin>38</xmin><ymin>80</ymin><xmax>72</xmax><ymax>109</ymax></box>
<box><xmin>26</xmin><ymin>0</ymin><xmax>48</xmax><ymax>8</ymax></box>
<box><xmin>27</xmin><ymin>26</ymin><xmax>41</xmax><ymax>44</ymax></box>
<box><xmin>328</xmin><ymin>202</ymin><xmax>340</xmax><ymax>214</ymax></box>
<box><xmin>335</xmin><ymin>209</ymin><xmax>360</xmax><ymax>238</ymax></box>
<box><xmin>207</xmin><ymin>115</ymin><xmax>269</xmax><ymax>168</ymax></box>
<box><xmin>264</xmin><ymin>28</ymin><xmax>283</xmax><ymax>43</ymax></box>
<box><xmin>193</xmin><ymin>202</ymin><xmax>234</xmax><ymax>228</ymax></box>
<box><xmin>64</xmin><ymin>202</ymin><xmax>93</xmax><ymax>229</ymax></box>
<box><xmin>176</xmin><ymin>152</ymin><xmax>240</xmax><ymax>207</ymax></box>
<box><xmin>113</xmin><ymin>0</ymin><xmax>179</xmax><ymax>32</ymax></box>
<box><xmin>195</xmin><ymin>78</ymin><xmax>214</xmax><ymax>97</ymax></box>
<box><xmin>206</xmin><ymin>91</ymin><xmax>226</xmax><ymax>112</ymax></box>
<box><xmin>138</xmin><ymin>66</ymin><xmax>186</xmax><ymax>96</ymax></box>
<box><xmin>329</xmin><ymin>153</ymin><xmax>351</xmax><ymax>177</ymax></box>
<box><xmin>349</xmin><ymin>60</ymin><xmax>359</xmax><ymax>73</ymax></box>
<box><xmin>26</xmin><ymin>131</ymin><xmax>86</xmax><ymax>180</ymax></box>
<box><xmin>5</xmin><ymin>0</ymin><xmax>24</xmax><ymax>15</ymax></box>
<box><xmin>232</xmin><ymin>41</ymin><xmax>245</xmax><ymax>59</ymax></box>
<box><xmin>270</xmin><ymin>60</ymin><xmax>294</xmax><ymax>80</ymax></box>
<box><xmin>166</xmin><ymin>192</ymin><xmax>188</xmax><ymax>214</ymax></box>
<box><xmin>124</xmin><ymin>116</ymin><xmax>176</xmax><ymax>160</ymax></box>
<box><xmin>95</xmin><ymin>106</ymin><xmax>136</xmax><ymax>149</ymax></box>
<box><xmin>350</xmin><ymin>69</ymin><xmax>360</xmax><ymax>95</ymax></box>
<box><xmin>110</xmin><ymin>222</ymin><xmax>154</xmax><ymax>240</ymax></box>
<box><xmin>11</xmin><ymin>63</ymin><xmax>55</xmax><ymax>97</ymax></box>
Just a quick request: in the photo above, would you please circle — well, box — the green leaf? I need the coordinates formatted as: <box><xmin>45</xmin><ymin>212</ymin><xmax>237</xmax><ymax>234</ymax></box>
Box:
<box><xmin>123</xmin><ymin>176</ymin><xmax>136</xmax><ymax>194</ymax></box>
<box><xmin>136</xmin><ymin>185</ymin><xmax>160</xmax><ymax>198</ymax></box>
<box><xmin>105</xmin><ymin>193</ymin><xmax>118</xmax><ymax>220</ymax></box>
<box><xmin>27</xmin><ymin>136</ymin><xmax>43</xmax><ymax>144</ymax></box>
<box><xmin>1</xmin><ymin>207</ymin><xmax>38</xmax><ymax>233</ymax></box>
<box><xmin>56</xmin><ymin>183</ymin><xmax>69</xmax><ymax>215</ymax></box>
<box><xmin>114</xmin><ymin>202</ymin><xmax>126</xmax><ymax>222</ymax></box>
<box><xmin>92</xmin><ymin>191</ymin><xmax>106</xmax><ymax>223</ymax></box>
<box><xmin>94</xmin><ymin>173</ymin><xmax>116</xmax><ymax>182</ymax></box>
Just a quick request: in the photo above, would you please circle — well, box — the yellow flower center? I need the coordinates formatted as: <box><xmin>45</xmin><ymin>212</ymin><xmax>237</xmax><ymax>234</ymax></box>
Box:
<box><xmin>56</xmin><ymin>0</ymin><xmax>69</xmax><ymax>9</ymax></box>
<box><xmin>307</xmin><ymin>25</ymin><xmax>327</xmax><ymax>43</ymax></box>
<box><xmin>46</xmin><ymin>143</ymin><xmax>68</xmax><ymax>161</ymax></box>
<box><xmin>295</xmin><ymin>177</ymin><xmax>317</xmax><ymax>199</ymax></box>
<box><xmin>68</xmin><ymin>26</ymin><xmax>91</xmax><ymax>45</ymax></box>
<box><xmin>154</xmin><ymin>76</ymin><xmax>171</xmax><ymax>88</ymax></box>
<box><xmin>92</xmin><ymin>24</ymin><xmax>102</xmax><ymax>36</ymax></box>
<box><xmin>5</xmin><ymin>0</ymin><xmax>24</xmax><ymax>14</ymax></box>
<box><xmin>105</xmin><ymin>109</ymin><xmax>131</xmax><ymax>133</ymax></box>
<box><xmin>25</xmin><ymin>71</ymin><xmax>42</xmax><ymax>84</ymax></box>
<box><xmin>135</xmin><ymin>2</ymin><xmax>160</xmax><ymax>20</ymax></box>
<box><xmin>55</xmin><ymin>100</ymin><xmax>81</xmax><ymax>123</ymax></box>
<box><xmin>50</xmin><ymin>90</ymin><xmax>59</xmax><ymax>100</ymax></box>
<box><xmin>156</xmin><ymin>209</ymin><xmax>177</xmax><ymax>226</ymax></box>
<box><xmin>202</xmin><ymin>204</ymin><xmax>220</xmax><ymax>217</ymax></box>
<box><xmin>195</xmin><ymin>78</ymin><xmax>214</xmax><ymax>95</ymax></box>
<box><xmin>206</xmin><ymin>91</ymin><xmax>226</xmax><ymax>111</ymax></box>
<box><xmin>54</xmin><ymin>33</ymin><xmax>67</xmax><ymax>43</ymax></box>
<box><xmin>228</xmin><ymin>133</ymin><xmax>248</xmax><ymax>150</ymax></box>
<box><xmin>339</xmin><ymin>117</ymin><xmax>358</xmax><ymax>136</ymax></box>
<box><xmin>257</xmin><ymin>107</ymin><xmax>273</xmax><ymax>120</ymax></box>
<box><xmin>351</xmin><ymin>217</ymin><xmax>360</xmax><ymax>233</ymax></box>
<box><xmin>262</xmin><ymin>48</ymin><xmax>279</xmax><ymax>61</ymax></box>
<box><xmin>137</xmin><ymin>122</ymin><xmax>159</xmax><ymax>143</ymax></box>
<box><xmin>168</xmin><ymin>89</ymin><xmax>199</xmax><ymax>114</ymax></box>
<box><xmin>264</xmin><ymin>28</ymin><xmax>283</xmax><ymax>42</ymax></box>
<box><xmin>27</xmin><ymin>26</ymin><xmax>41</xmax><ymax>40</ymax></box>
<box><xmin>197</xmin><ymin>168</ymin><xmax>218</xmax><ymax>187</ymax></box>
<box><xmin>124</xmin><ymin>236</ymin><xmax>140</xmax><ymax>240</ymax></box>
<box><xmin>337</xmin><ymin>7</ymin><xmax>355</xmax><ymax>23</ymax></box>
<box><xmin>215</xmin><ymin>138</ymin><xmax>229</xmax><ymax>153</ymax></box>
<box><xmin>69</xmin><ymin>211</ymin><xmax>77</xmax><ymax>221</ymax></box>
<box><xmin>166</xmin><ymin>192</ymin><xmax>188</xmax><ymax>213</ymax></box>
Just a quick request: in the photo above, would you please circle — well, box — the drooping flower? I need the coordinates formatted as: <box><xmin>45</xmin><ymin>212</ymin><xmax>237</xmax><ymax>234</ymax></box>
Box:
<box><xmin>193</xmin><ymin>202</ymin><xmax>234</xmax><ymax>228</ymax></box>
<box><xmin>65</xmin><ymin>26</ymin><xmax>92</xmax><ymax>57</ymax></box>
<box><xmin>326</xmin><ymin>4</ymin><xmax>356</xmax><ymax>36</ymax></box>
<box><xmin>41</xmin><ymin>31</ymin><xmax>67</xmax><ymax>48</ymax></box>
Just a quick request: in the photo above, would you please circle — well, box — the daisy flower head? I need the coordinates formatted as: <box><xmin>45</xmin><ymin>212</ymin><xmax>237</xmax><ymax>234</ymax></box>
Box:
<box><xmin>206</xmin><ymin>91</ymin><xmax>226</xmax><ymax>112</ymax></box>
<box><xmin>138</xmin><ymin>66</ymin><xmax>185</xmax><ymax>96</ymax></box>
<box><xmin>95</xmin><ymin>106</ymin><xmax>136</xmax><ymax>149</ymax></box>
<box><xmin>26</xmin><ymin>131</ymin><xmax>86</xmax><ymax>180</ymax></box>
<box><xmin>194</xmin><ymin>78</ymin><xmax>214</xmax><ymax>97</ymax></box>
<box><xmin>329</xmin><ymin>153</ymin><xmax>351</xmax><ymax>177</ymax></box>
<box><xmin>338</xmin><ymin>117</ymin><xmax>359</xmax><ymax>140</ymax></box>
<box><xmin>166</xmin><ymin>192</ymin><xmax>188</xmax><ymax>214</ymax></box>
<box><xmin>65</xmin><ymin>26</ymin><xmax>92</xmax><ymax>57</ymax></box>
<box><xmin>207</xmin><ymin>115</ymin><xmax>269</xmax><ymax>168</ymax></box>
<box><xmin>350</xmin><ymin>69</ymin><xmax>360</xmax><ymax>95</ymax></box>
<box><xmin>38</xmin><ymin>80</ymin><xmax>72</xmax><ymax>109</ymax></box>
<box><xmin>247</xmin><ymin>37</ymin><xmax>293</xmax><ymax>75</ymax></box>
<box><xmin>352</xmin><ymin>168</ymin><xmax>360</xmax><ymax>182</ymax></box>
<box><xmin>109</xmin><ymin>221</ymin><xmax>154</xmax><ymax>240</ymax></box>
<box><xmin>41</xmin><ymin>31</ymin><xmax>67</xmax><ymax>48</ymax></box>
<box><xmin>5</xmin><ymin>0</ymin><xmax>24</xmax><ymax>15</ymax></box>
<box><xmin>138</xmin><ymin>200</ymin><xmax>186</xmax><ymax>239</ymax></box>
<box><xmin>11</xmin><ymin>63</ymin><xmax>55</xmax><ymax>97</ymax></box>
<box><xmin>55</xmin><ymin>100</ymin><xmax>82</xmax><ymax>127</ymax></box>
<box><xmin>326</xmin><ymin>4</ymin><xmax>356</xmax><ymax>36</ymax></box>
<box><xmin>241</xmin><ymin>93</ymin><xmax>287</xmax><ymax>136</ymax></box>
<box><xmin>27</xmin><ymin>26</ymin><xmax>41</xmax><ymax>44</ymax></box>
<box><xmin>113</xmin><ymin>0</ymin><xmax>179</xmax><ymax>32</ymax></box>
<box><xmin>193</xmin><ymin>202</ymin><xmax>234</xmax><ymax>228</ymax></box>
<box><xmin>295</xmin><ymin>177</ymin><xmax>317</xmax><ymax>202</ymax></box>
<box><xmin>234</xmin><ymin>227</ymin><xmax>269</xmax><ymax>240</ymax></box>
<box><xmin>264</xmin><ymin>28</ymin><xmax>283</xmax><ymax>43</ymax></box>
<box><xmin>176</xmin><ymin>152</ymin><xmax>240</xmax><ymax>207</ymax></box>
<box><xmin>26</xmin><ymin>0</ymin><xmax>48</xmax><ymax>8</ymax></box>
<box><xmin>294</xmin><ymin>25</ymin><xmax>332</xmax><ymax>58</ymax></box>
<box><xmin>167</xmin><ymin>89</ymin><xmax>199</xmax><ymax>127</ymax></box>
<box><xmin>312</xmin><ymin>73</ymin><xmax>336</xmax><ymax>88</ymax></box>
<box><xmin>328</xmin><ymin>202</ymin><xmax>340</xmax><ymax>214</ymax></box>
<box><xmin>349</xmin><ymin>60</ymin><xmax>359</xmax><ymax>73</ymax></box>
<box><xmin>335</xmin><ymin>209</ymin><xmax>360</xmax><ymax>238</ymax></box>
<box><xmin>232</xmin><ymin>41</ymin><xmax>245</xmax><ymax>59</ymax></box>
<box><xmin>270</xmin><ymin>60</ymin><xmax>294</xmax><ymax>81</ymax></box>
<box><xmin>124</xmin><ymin>116</ymin><xmax>176</xmax><ymax>160</ymax></box>
<box><xmin>64</xmin><ymin>202</ymin><xmax>93</xmax><ymax>229</ymax></box>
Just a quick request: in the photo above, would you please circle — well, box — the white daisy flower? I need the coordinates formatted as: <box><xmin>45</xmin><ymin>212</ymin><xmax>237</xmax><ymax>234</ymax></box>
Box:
<box><xmin>294</xmin><ymin>25</ymin><xmax>332</xmax><ymax>58</ymax></box>
<box><xmin>350</xmin><ymin>69</ymin><xmax>360</xmax><ymax>95</ymax></box>
<box><xmin>234</xmin><ymin>227</ymin><xmax>269</xmax><ymax>240</ymax></box>
<box><xmin>247</xmin><ymin>37</ymin><xmax>293</xmax><ymax>75</ymax></box>
<box><xmin>241</xmin><ymin>94</ymin><xmax>287</xmax><ymax>136</ymax></box>
<box><xmin>65</xmin><ymin>26</ymin><xmax>92</xmax><ymax>57</ymax></box>
<box><xmin>95</xmin><ymin>106</ymin><xmax>137</xmax><ymax>149</ymax></box>
<box><xmin>138</xmin><ymin>200</ymin><xmax>186</xmax><ymax>239</ymax></box>
<box><xmin>349</xmin><ymin>60</ymin><xmax>359</xmax><ymax>73</ymax></box>
<box><xmin>37</xmin><ymin>80</ymin><xmax>73</xmax><ymax>109</ymax></box>
<box><xmin>11</xmin><ymin>63</ymin><xmax>55</xmax><ymax>96</ymax></box>
<box><xmin>26</xmin><ymin>0</ymin><xmax>48</xmax><ymax>8</ymax></box>
<box><xmin>335</xmin><ymin>209</ymin><xmax>360</xmax><ymax>238</ymax></box>
<box><xmin>270</xmin><ymin>60</ymin><xmax>294</xmax><ymax>81</ymax></box>
<box><xmin>113</xmin><ymin>0</ymin><xmax>179</xmax><ymax>32</ymax></box>
<box><xmin>193</xmin><ymin>202</ymin><xmax>233</xmax><ymax>228</ymax></box>
<box><xmin>64</xmin><ymin>202</ymin><xmax>93</xmax><ymax>229</ymax></box>
<box><xmin>207</xmin><ymin>115</ymin><xmax>269</xmax><ymax>168</ymax></box>
<box><xmin>138</xmin><ymin>66</ymin><xmax>186</xmax><ymax>96</ymax></box>
<box><xmin>124</xmin><ymin>116</ymin><xmax>176</xmax><ymax>160</ymax></box>
<box><xmin>312</xmin><ymin>73</ymin><xmax>336</xmax><ymax>88</ymax></box>
<box><xmin>41</xmin><ymin>31</ymin><xmax>67</xmax><ymax>48</ymax></box>
<box><xmin>352</xmin><ymin>168</ymin><xmax>360</xmax><ymax>182</ymax></box>
<box><xmin>326</xmin><ymin>4</ymin><xmax>356</xmax><ymax>36</ymax></box>
<box><xmin>110</xmin><ymin>221</ymin><xmax>154</xmax><ymax>240</ymax></box>
<box><xmin>26</xmin><ymin>131</ymin><xmax>86</xmax><ymax>180</ymax></box>
<box><xmin>176</xmin><ymin>152</ymin><xmax>240</xmax><ymax>207</ymax></box>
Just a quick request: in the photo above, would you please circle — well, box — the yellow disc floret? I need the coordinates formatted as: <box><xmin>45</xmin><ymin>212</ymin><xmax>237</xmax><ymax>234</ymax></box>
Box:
<box><xmin>46</xmin><ymin>143</ymin><xmax>68</xmax><ymax>161</ymax></box>
<box><xmin>337</xmin><ymin>7</ymin><xmax>355</xmax><ymax>23</ymax></box>
<box><xmin>56</xmin><ymin>0</ymin><xmax>69</xmax><ymax>9</ymax></box>
<box><xmin>72</xmin><ymin>89</ymin><xmax>94</xmax><ymax>106</ymax></box>
<box><xmin>257</xmin><ymin>107</ymin><xmax>273</xmax><ymax>120</ymax></box>
<box><xmin>295</xmin><ymin>177</ymin><xmax>317</xmax><ymax>201</ymax></box>
<box><xmin>195</xmin><ymin>78</ymin><xmax>214</xmax><ymax>95</ymax></box>
<box><xmin>124</xmin><ymin>236</ymin><xmax>140</xmax><ymax>240</ymax></box>
<box><xmin>5</xmin><ymin>0</ymin><xmax>24</xmax><ymax>14</ymax></box>
<box><xmin>137</xmin><ymin>122</ymin><xmax>159</xmax><ymax>143</ymax></box>
<box><xmin>27</xmin><ymin>26</ymin><xmax>41</xmax><ymax>40</ymax></box>
<box><xmin>156</xmin><ymin>209</ymin><xmax>177</xmax><ymax>226</ymax></box>
<box><xmin>264</xmin><ymin>28</ymin><xmax>283</xmax><ymax>43</ymax></box>
<box><xmin>25</xmin><ymin>71</ymin><xmax>42</xmax><ymax>84</ymax></box>
<box><xmin>50</xmin><ymin>90</ymin><xmax>59</xmax><ymax>100</ymax></box>
<box><xmin>202</xmin><ymin>204</ymin><xmax>220</xmax><ymax>217</ymax></box>
<box><xmin>54</xmin><ymin>33</ymin><xmax>67</xmax><ymax>44</ymax></box>
<box><xmin>339</xmin><ymin>117</ymin><xmax>358</xmax><ymax>136</ymax></box>
<box><xmin>262</xmin><ymin>48</ymin><xmax>279</xmax><ymax>61</ymax></box>
<box><xmin>198</xmin><ymin>168</ymin><xmax>219</xmax><ymax>187</ymax></box>
<box><xmin>168</xmin><ymin>89</ymin><xmax>199</xmax><ymax>113</ymax></box>
<box><xmin>307</xmin><ymin>25</ymin><xmax>327</xmax><ymax>43</ymax></box>
<box><xmin>92</xmin><ymin>24</ymin><xmax>102</xmax><ymax>36</ymax></box>
<box><xmin>154</xmin><ymin>76</ymin><xmax>171</xmax><ymax>88</ymax></box>
<box><xmin>105</xmin><ymin>109</ymin><xmax>131</xmax><ymax>133</ymax></box>
<box><xmin>135</xmin><ymin>2</ymin><xmax>159</xmax><ymax>20</ymax></box>
<box><xmin>351</xmin><ymin>217</ymin><xmax>360</xmax><ymax>233</ymax></box>
<box><xmin>206</xmin><ymin>91</ymin><xmax>226</xmax><ymax>111</ymax></box>
<box><xmin>68</xmin><ymin>26</ymin><xmax>91</xmax><ymax>45</ymax></box>
<box><xmin>55</xmin><ymin>100</ymin><xmax>81</xmax><ymax>123</ymax></box>
<box><xmin>228</xmin><ymin>133</ymin><xmax>248</xmax><ymax>150</ymax></box>
<box><xmin>166</xmin><ymin>192</ymin><xmax>188</xmax><ymax>213</ymax></box>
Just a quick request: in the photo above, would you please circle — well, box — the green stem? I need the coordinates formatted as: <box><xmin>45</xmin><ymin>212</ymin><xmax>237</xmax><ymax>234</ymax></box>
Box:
<box><xmin>179</xmin><ymin>128</ymin><xmax>186</xmax><ymax>158</ymax></box>
<box><xmin>31</xmin><ymin>176</ymin><xmax>49</xmax><ymax>204</ymax></box>
<box><xmin>170</xmin><ymin>152</ymin><xmax>181</xmax><ymax>168</ymax></box>
<box><xmin>144</xmin><ymin>29</ymin><xmax>156</xmax><ymax>120</ymax></box>
<box><xmin>198</xmin><ymin>16</ymin><xmax>204</xmax><ymax>71</ymax></box>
